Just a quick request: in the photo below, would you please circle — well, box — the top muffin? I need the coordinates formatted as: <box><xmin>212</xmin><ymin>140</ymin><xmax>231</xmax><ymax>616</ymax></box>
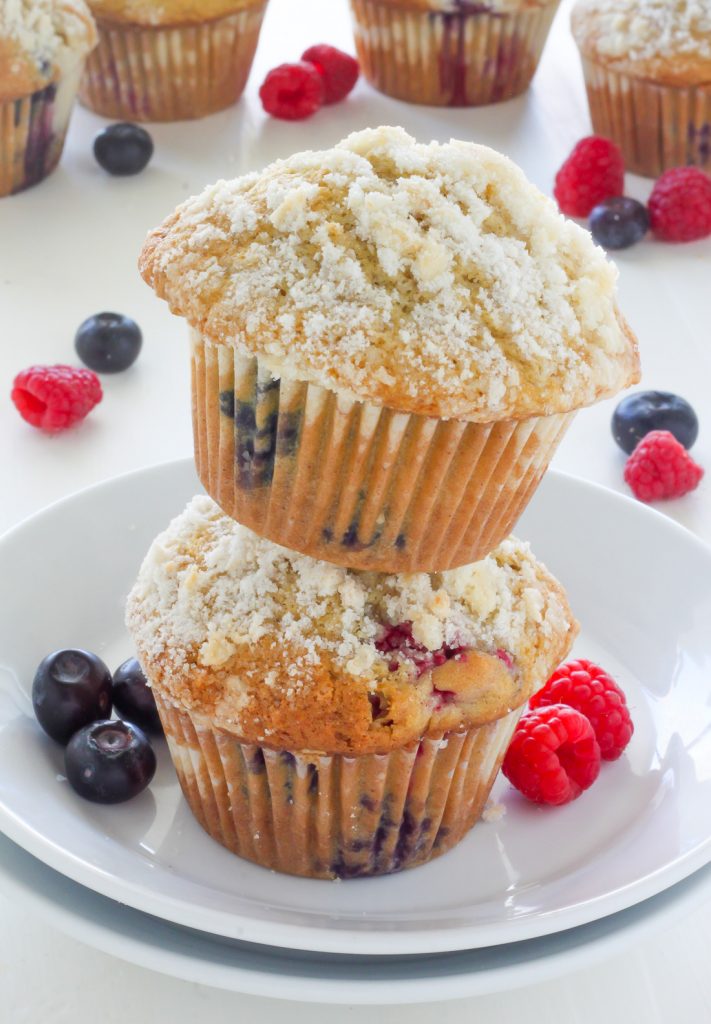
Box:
<box><xmin>0</xmin><ymin>0</ymin><xmax>96</xmax><ymax>99</ymax></box>
<box><xmin>85</xmin><ymin>0</ymin><xmax>260</xmax><ymax>27</ymax></box>
<box><xmin>363</xmin><ymin>1</ymin><xmax>555</xmax><ymax>9</ymax></box>
<box><xmin>572</xmin><ymin>0</ymin><xmax>711</xmax><ymax>87</ymax></box>
<box><xmin>141</xmin><ymin>126</ymin><xmax>638</xmax><ymax>423</ymax></box>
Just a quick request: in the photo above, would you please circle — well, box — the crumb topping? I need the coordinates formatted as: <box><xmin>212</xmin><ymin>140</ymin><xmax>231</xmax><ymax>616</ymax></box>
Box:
<box><xmin>86</xmin><ymin>0</ymin><xmax>259</xmax><ymax>27</ymax></box>
<box><xmin>0</xmin><ymin>0</ymin><xmax>96</xmax><ymax>97</ymax></box>
<box><xmin>126</xmin><ymin>495</ymin><xmax>572</xmax><ymax>683</ymax></box>
<box><xmin>573</xmin><ymin>0</ymin><xmax>711</xmax><ymax>66</ymax></box>
<box><xmin>139</xmin><ymin>126</ymin><xmax>639</xmax><ymax>422</ymax></box>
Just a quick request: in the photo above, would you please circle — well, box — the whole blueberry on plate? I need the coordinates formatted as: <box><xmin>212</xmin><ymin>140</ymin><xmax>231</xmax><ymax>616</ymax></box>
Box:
<box><xmin>65</xmin><ymin>720</ymin><xmax>156</xmax><ymax>803</ymax></box>
<box><xmin>75</xmin><ymin>312</ymin><xmax>142</xmax><ymax>373</ymax></box>
<box><xmin>113</xmin><ymin>657</ymin><xmax>162</xmax><ymax>735</ymax></box>
<box><xmin>32</xmin><ymin>649</ymin><xmax>112</xmax><ymax>745</ymax></box>
<box><xmin>93</xmin><ymin>123</ymin><xmax>154</xmax><ymax>176</ymax></box>
<box><xmin>589</xmin><ymin>197</ymin><xmax>649</xmax><ymax>250</ymax></box>
<box><xmin>612</xmin><ymin>391</ymin><xmax>699</xmax><ymax>454</ymax></box>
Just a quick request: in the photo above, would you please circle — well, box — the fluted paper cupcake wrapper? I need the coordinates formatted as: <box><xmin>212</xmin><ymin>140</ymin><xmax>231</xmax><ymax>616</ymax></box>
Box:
<box><xmin>581</xmin><ymin>57</ymin><xmax>711</xmax><ymax>178</ymax></box>
<box><xmin>79</xmin><ymin>5</ymin><xmax>267</xmax><ymax>122</ymax></box>
<box><xmin>0</xmin><ymin>65</ymin><xmax>83</xmax><ymax>197</ymax></box>
<box><xmin>192</xmin><ymin>335</ymin><xmax>574</xmax><ymax>572</ymax></box>
<box><xmin>349</xmin><ymin>0</ymin><xmax>559</xmax><ymax>106</ymax></box>
<box><xmin>156</xmin><ymin>694</ymin><xmax>522</xmax><ymax>879</ymax></box>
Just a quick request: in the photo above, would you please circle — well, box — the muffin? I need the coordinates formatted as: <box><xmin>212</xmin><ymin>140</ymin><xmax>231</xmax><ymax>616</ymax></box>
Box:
<box><xmin>139</xmin><ymin>127</ymin><xmax>640</xmax><ymax>573</ymax></box>
<box><xmin>79</xmin><ymin>0</ymin><xmax>268</xmax><ymax>121</ymax></box>
<box><xmin>572</xmin><ymin>0</ymin><xmax>711</xmax><ymax>177</ymax></box>
<box><xmin>349</xmin><ymin>0</ymin><xmax>562</xmax><ymax>106</ymax></box>
<box><xmin>126</xmin><ymin>494</ymin><xmax>577</xmax><ymax>879</ymax></box>
<box><xmin>0</xmin><ymin>0</ymin><xmax>96</xmax><ymax>197</ymax></box>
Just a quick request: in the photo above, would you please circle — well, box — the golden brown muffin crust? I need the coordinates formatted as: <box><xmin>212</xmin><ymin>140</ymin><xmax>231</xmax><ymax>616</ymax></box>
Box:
<box><xmin>87</xmin><ymin>0</ymin><xmax>263</xmax><ymax>27</ymax></box>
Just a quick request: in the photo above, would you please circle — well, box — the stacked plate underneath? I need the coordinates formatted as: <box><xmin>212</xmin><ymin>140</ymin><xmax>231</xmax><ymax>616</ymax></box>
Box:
<box><xmin>1</xmin><ymin>460</ymin><xmax>711</xmax><ymax>1004</ymax></box>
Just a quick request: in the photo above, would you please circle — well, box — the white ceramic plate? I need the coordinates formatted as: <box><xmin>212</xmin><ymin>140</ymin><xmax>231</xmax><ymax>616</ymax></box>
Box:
<box><xmin>4</xmin><ymin>831</ymin><xmax>711</xmax><ymax>1005</ymax></box>
<box><xmin>1</xmin><ymin>460</ymin><xmax>711</xmax><ymax>957</ymax></box>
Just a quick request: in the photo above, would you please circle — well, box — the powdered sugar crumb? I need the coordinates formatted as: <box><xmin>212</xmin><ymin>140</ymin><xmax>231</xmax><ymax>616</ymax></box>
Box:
<box><xmin>482</xmin><ymin>799</ymin><xmax>507</xmax><ymax>823</ymax></box>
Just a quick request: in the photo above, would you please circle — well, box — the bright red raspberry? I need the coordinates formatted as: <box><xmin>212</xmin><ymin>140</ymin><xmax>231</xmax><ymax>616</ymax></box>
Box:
<box><xmin>648</xmin><ymin>167</ymin><xmax>711</xmax><ymax>242</ymax></box>
<box><xmin>530</xmin><ymin>659</ymin><xmax>633</xmax><ymax>761</ymax></box>
<box><xmin>11</xmin><ymin>365</ymin><xmax>102</xmax><ymax>432</ymax></box>
<box><xmin>301</xmin><ymin>44</ymin><xmax>359</xmax><ymax>104</ymax></box>
<box><xmin>554</xmin><ymin>136</ymin><xmax>625</xmax><ymax>218</ymax></box>
<box><xmin>503</xmin><ymin>705</ymin><xmax>601</xmax><ymax>805</ymax></box>
<box><xmin>624</xmin><ymin>429</ymin><xmax>704</xmax><ymax>501</ymax></box>
<box><xmin>259</xmin><ymin>62</ymin><xmax>325</xmax><ymax>120</ymax></box>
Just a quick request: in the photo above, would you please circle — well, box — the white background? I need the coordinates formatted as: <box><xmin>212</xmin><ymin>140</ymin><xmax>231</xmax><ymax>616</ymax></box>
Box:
<box><xmin>1</xmin><ymin>0</ymin><xmax>711</xmax><ymax>1019</ymax></box>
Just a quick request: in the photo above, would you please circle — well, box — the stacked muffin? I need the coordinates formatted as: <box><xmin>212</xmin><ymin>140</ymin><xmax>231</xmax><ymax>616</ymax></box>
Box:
<box><xmin>130</xmin><ymin>126</ymin><xmax>640</xmax><ymax>879</ymax></box>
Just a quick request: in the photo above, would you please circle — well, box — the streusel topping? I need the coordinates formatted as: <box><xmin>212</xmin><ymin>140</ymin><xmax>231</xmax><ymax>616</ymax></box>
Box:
<box><xmin>140</xmin><ymin>126</ymin><xmax>639</xmax><ymax>422</ymax></box>
<box><xmin>126</xmin><ymin>495</ymin><xmax>573</xmax><ymax>682</ymax></box>
<box><xmin>572</xmin><ymin>0</ymin><xmax>711</xmax><ymax>82</ymax></box>
<box><xmin>0</xmin><ymin>0</ymin><xmax>96</xmax><ymax>98</ymax></box>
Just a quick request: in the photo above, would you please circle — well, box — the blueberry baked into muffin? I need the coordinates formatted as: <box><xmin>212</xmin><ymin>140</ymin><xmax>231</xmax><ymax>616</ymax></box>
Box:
<box><xmin>139</xmin><ymin>126</ymin><xmax>640</xmax><ymax>572</ymax></box>
<box><xmin>79</xmin><ymin>0</ymin><xmax>269</xmax><ymax>121</ymax></box>
<box><xmin>0</xmin><ymin>0</ymin><xmax>96</xmax><ymax>196</ymax></box>
<box><xmin>127</xmin><ymin>494</ymin><xmax>578</xmax><ymax>878</ymax></box>
<box><xmin>572</xmin><ymin>0</ymin><xmax>711</xmax><ymax>177</ymax></box>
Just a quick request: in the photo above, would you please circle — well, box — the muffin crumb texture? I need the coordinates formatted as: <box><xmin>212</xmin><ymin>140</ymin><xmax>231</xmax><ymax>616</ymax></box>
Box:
<box><xmin>140</xmin><ymin>126</ymin><xmax>639</xmax><ymax>422</ymax></box>
<box><xmin>127</xmin><ymin>495</ymin><xmax>577</xmax><ymax>753</ymax></box>
<box><xmin>0</xmin><ymin>0</ymin><xmax>96</xmax><ymax>98</ymax></box>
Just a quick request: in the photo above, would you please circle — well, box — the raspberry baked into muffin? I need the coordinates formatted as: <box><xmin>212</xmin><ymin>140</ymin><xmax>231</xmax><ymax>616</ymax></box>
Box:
<box><xmin>139</xmin><ymin>126</ymin><xmax>640</xmax><ymax>572</ymax></box>
<box><xmin>79</xmin><ymin>0</ymin><xmax>268</xmax><ymax>121</ymax></box>
<box><xmin>349</xmin><ymin>0</ymin><xmax>562</xmax><ymax>106</ymax></box>
<box><xmin>0</xmin><ymin>0</ymin><xmax>96</xmax><ymax>196</ymax></box>
<box><xmin>126</xmin><ymin>494</ymin><xmax>577</xmax><ymax>878</ymax></box>
<box><xmin>572</xmin><ymin>0</ymin><xmax>711</xmax><ymax>177</ymax></box>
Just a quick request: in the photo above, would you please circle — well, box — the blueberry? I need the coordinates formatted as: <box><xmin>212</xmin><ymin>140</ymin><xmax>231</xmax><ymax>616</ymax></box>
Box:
<box><xmin>612</xmin><ymin>391</ymin><xmax>699</xmax><ymax>454</ymax></box>
<box><xmin>65</xmin><ymin>720</ymin><xmax>156</xmax><ymax>804</ymax></box>
<box><xmin>75</xmin><ymin>312</ymin><xmax>142</xmax><ymax>373</ymax></box>
<box><xmin>32</xmin><ymin>649</ymin><xmax>112</xmax><ymax>745</ymax></box>
<box><xmin>93</xmin><ymin>123</ymin><xmax>153</xmax><ymax>176</ymax></box>
<box><xmin>589</xmin><ymin>197</ymin><xmax>649</xmax><ymax>250</ymax></box>
<box><xmin>112</xmin><ymin>658</ymin><xmax>162</xmax><ymax>735</ymax></box>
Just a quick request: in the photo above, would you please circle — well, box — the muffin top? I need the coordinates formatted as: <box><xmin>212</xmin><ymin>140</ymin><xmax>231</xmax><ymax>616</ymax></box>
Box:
<box><xmin>126</xmin><ymin>495</ymin><xmax>577</xmax><ymax>755</ymax></box>
<box><xmin>86</xmin><ymin>0</ymin><xmax>261</xmax><ymax>26</ymax></box>
<box><xmin>572</xmin><ymin>0</ymin><xmax>711</xmax><ymax>86</ymax></box>
<box><xmin>365</xmin><ymin>1</ymin><xmax>556</xmax><ymax>10</ymax></box>
<box><xmin>140</xmin><ymin>126</ymin><xmax>639</xmax><ymax>423</ymax></box>
<box><xmin>0</xmin><ymin>0</ymin><xmax>96</xmax><ymax>99</ymax></box>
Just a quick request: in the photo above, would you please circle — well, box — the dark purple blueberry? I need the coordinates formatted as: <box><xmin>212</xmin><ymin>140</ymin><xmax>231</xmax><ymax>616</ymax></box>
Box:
<box><xmin>112</xmin><ymin>658</ymin><xmax>162</xmax><ymax>735</ymax></box>
<box><xmin>32</xmin><ymin>649</ymin><xmax>112</xmax><ymax>745</ymax></box>
<box><xmin>65</xmin><ymin>720</ymin><xmax>156</xmax><ymax>804</ymax></box>
<box><xmin>589</xmin><ymin>197</ymin><xmax>649</xmax><ymax>250</ymax></box>
<box><xmin>612</xmin><ymin>391</ymin><xmax>699</xmax><ymax>454</ymax></box>
<box><xmin>75</xmin><ymin>312</ymin><xmax>142</xmax><ymax>374</ymax></box>
<box><xmin>93</xmin><ymin>122</ymin><xmax>153</xmax><ymax>176</ymax></box>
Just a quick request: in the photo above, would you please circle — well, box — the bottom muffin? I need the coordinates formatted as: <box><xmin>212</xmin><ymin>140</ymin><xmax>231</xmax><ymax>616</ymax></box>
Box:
<box><xmin>126</xmin><ymin>496</ymin><xmax>577</xmax><ymax>879</ymax></box>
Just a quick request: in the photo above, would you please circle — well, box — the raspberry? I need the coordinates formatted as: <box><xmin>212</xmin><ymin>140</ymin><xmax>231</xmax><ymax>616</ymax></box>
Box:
<box><xmin>301</xmin><ymin>44</ymin><xmax>359</xmax><ymax>104</ymax></box>
<box><xmin>554</xmin><ymin>136</ymin><xmax>625</xmax><ymax>218</ymax></box>
<box><xmin>648</xmin><ymin>167</ymin><xmax>711</xmax><ymax>243</ymax></box>
<box><xmin>375</xmin><ymin>622</ymin><xmax>467</xmax><ymax>677</ymax></box>
<box><xmin>259</xmin><ymin>62</ymin><xmax>325</xmax><ymax>120</ymax></box>
<box><xmin>530</xmin><ymin>659</ymin><xmax>633</xmax><ymax>761</ymax></box>
<box><xmin>624</xmin><ymin>429</ymin><xmax>704</xmax><ymax>501</ymax></box>
<box><xmin>502</xmin><ymin>705</ymin><xmax>601</xmax><ymax>806</ymax></box>
<box><xmin>11</xmin><ymin>365</ymin><xmax>102</xmax><ymax>432</ymax></box>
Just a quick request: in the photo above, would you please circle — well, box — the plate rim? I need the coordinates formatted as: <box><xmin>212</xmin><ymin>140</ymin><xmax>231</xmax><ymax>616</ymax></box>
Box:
<box><xmin>1</xmin><ymin>458</ymin><xmax>711</xmax><ymax>956</ymax></box>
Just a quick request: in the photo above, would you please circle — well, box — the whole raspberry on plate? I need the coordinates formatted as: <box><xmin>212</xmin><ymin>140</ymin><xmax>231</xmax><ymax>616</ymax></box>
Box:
<box><xmin>11</xmin><ymin>365</ymin><xmax>102</xmax><ymax>433</ymax></box>
<box><xmin>530</xmin><ymin>659</ymin><xmax>633</xmax><ymax>761</ymax></box>
<box><xmin>302</xmin><ymin>44</ymin><xmax>359</xmax><ymax>104</ymax></box>
<box><xmin>502</xmin><ymin>704</ymin><xmax>601</xmax><ymax>806</ymax></box>
<box><xmin>624</xmin><ymin>430</ymin><xmax>704</xmax><ymax>502</ymax></box>
<box><xmin>259</xmin><ymin>62</ymin><xmax>325</xmax><ymax>120</ymax></box>
<box><xmin>554</xmin><ymin>136</ymin><xmax>625</xmax><ymax>218</ymax></box>
<box><xmin>648</xmin><ymin>167</ymin><xmax>711</xmax><ymax>243</ymax></box>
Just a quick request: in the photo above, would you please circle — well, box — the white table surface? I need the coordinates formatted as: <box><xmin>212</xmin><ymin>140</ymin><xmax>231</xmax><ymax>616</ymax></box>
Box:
<box><xmin>1</xmin><ymin>0</ymin><xmax>710</xmax><ymax>1020</ymax></box>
